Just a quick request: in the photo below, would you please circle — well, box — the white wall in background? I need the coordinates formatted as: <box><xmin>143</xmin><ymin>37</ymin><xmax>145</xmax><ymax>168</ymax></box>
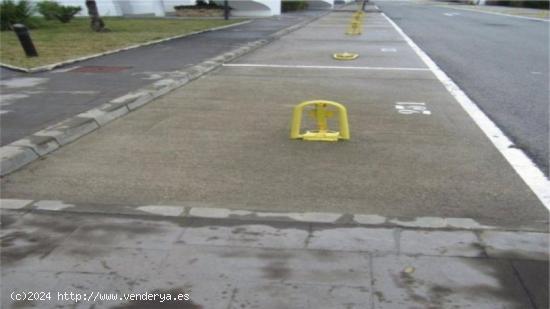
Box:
<box><xmin>30</xmin><ymin>0</ymin><xmax>304</xmax><ymax>17</ymax></box>
<box><xmin>226</xmin><ymin>0</ymin><xmax>281</xmax><ymax>17</ymax></box>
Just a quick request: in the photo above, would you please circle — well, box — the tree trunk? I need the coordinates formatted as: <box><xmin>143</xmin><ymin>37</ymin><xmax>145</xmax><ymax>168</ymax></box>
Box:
<box><xmin>86</xmin><ymin>0</ymin><xmax>107</xmax><ymax>32</ymax></box>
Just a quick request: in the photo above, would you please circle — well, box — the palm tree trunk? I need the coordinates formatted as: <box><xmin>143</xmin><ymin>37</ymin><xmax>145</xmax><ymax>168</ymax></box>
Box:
<box><xmin>86</xmin><ymin>0</ymin><xmax>107</xmax><ymax>32</ymax></box>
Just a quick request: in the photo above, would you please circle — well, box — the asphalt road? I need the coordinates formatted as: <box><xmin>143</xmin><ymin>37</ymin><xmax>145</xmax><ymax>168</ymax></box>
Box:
<box><xmin>377</xmin><ymin>1</ymin><xmax>549</xmax><ymax>175</ymax></box>
<box><xmin>0</xmin><ymin>11</ymin><xmax>324</xmax><ymax>146</ymax></box>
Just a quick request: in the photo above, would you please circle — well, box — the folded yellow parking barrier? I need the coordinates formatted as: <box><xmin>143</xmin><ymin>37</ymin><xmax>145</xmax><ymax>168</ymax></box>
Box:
<box><xmin>332</xmin><ymin>52</ymin><xmax>359</xmax><ymax>60</ymax></box>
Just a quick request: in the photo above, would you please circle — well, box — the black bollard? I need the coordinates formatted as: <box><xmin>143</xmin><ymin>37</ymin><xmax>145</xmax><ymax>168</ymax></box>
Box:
<box><xmin>224</xmin><ymin>0</ymin><xmax>229</xmax><ymax>20</ymax></box>
<box><xmin>13</xmin><ymin>24</ymin><xmax>38</xmax><ymax>57</ymax></box>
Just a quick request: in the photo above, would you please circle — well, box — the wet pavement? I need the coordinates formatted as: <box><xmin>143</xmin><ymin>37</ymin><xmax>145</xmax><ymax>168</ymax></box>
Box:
<box><xmin>1</xmin><ymin>208</ymin><xmax>548</xmax><ymax>309</ymax></box>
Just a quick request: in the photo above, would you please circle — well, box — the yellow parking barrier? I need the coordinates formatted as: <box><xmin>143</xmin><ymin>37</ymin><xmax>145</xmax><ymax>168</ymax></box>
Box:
<box><xmin>290</xmin><ymin>100</ymin><xmax>350</xmax><ymax>142</ymax></box>
<box><xmin>332</xmin><ymin>52</ymin><xmax>359</xmax><ymax>60</ymax></box>
<box><xmin>346</xmin><ymin>20</ymin><xmax>362</xmax><ymax>35</ymax></box>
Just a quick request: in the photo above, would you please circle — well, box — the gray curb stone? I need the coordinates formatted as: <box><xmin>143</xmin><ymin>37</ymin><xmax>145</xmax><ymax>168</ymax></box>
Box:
<box><xmin>78</xmin><ymin>103</ymin><xmax>130</xmax><ymax>127</ymax></box>
<box><xmin>33</xmin><ymin>117</ymin><xmax>99</xmax><ymax>146</ymax></box>
<box><xmin>0</xmin><ymin>146</ymin><xmax>39</xmax><ymax>175</ymax></box>
<box><xmin>0</xmin><ymin>12</ymin><xmax>329</xmax><ymax>176</ymax></box>
<box><xmin>9</xmin><ymin>135</ymin><xmax>60</xmax><ymax>156</ymax></box>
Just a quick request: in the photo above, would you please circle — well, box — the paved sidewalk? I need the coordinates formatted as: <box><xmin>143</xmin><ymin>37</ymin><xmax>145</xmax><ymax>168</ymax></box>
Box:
<box><xmin>0</xmin><ymin>11</ymin><xmax>324</xmax><ymax>146</ymax></box>
<box><xmin>1</xmin><ymin>209</ymin><xmax>548</xmax><ymax>309</ymax></box>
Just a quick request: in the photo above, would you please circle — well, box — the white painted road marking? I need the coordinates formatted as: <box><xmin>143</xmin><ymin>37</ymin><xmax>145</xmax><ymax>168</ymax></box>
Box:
<box><xmin>223</xmin><ymin>63</ymin><xmax>430</xmax><ymax>71</ymax></box>
<box><xmin>381</xmin><ymin>48</ymin><xmax>397</xmax><ymax>52</ymax></box>
<box><xmin>383</xmin><ymin>13</ymin><xmax>550</xmax><ymax>211</ymax></box>
<box><xmin>444</xmin><ymin>12</ymin><xmax>460</xmax><ymax>17</ymax></box>
<box><xmin>395</xmin><ymin>102</ymin><xmax>431</xmax><ymax>115</ymax></box>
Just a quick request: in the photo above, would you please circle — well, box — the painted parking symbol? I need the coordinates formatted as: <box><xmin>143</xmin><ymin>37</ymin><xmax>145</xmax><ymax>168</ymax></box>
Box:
<box><xmin>395</xmin><ymin>102</ymin><xmax>431</xmax><ymax>115</ymax></box>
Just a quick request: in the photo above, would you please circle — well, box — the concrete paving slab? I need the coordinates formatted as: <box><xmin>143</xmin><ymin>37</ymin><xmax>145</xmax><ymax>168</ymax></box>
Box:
<box><xmin>106</xmin><ymin>274</ymin><xmax>229</xmax><ymax>309</ymax></box>
<box><xmin>229</xmin><ymin>281</ymin><xmax>371</xmax><ymax>309</ymax></box>
<box><xmin>399</xmin><ymin>230</ymin><xmax>484</xmax><ymax>257</ymax></box>
<box><xmin>480</xmin><ymin>230</ymin><xmax>549</xmax><ymax>261</ymax></box>
<box><xmin>0</xmin><ymin>210</ymin><xmax>25</xmax><ymax>233</ymax></box>
<box><xmin>0</xmin><ymin>212</ymin><xmax>86</xmax><ymax>271</ymax></box>
<box><xmin>371</xmin><ymin>255</ymin><xmax>533</xmax><ymax>309</ymax></box>
<box><xmin>29</xmin><ymin>244</ymin><xmax>168</xmax><ymax>277</ymax></box>
<box><xmin>1</xmin><ymin>270</ymin><xmax>127</xmax><ymax>309</ymax></box>
<box><xmin>62</xmin><ymin>217</ymin><xmax>184</xmax><ymax>250</ymax></box>
<box><xmin>2</xmin><ymin>271</ymin><xmax>68</xmax><ymax>308</ymax></box>
<box><xmin>307</xmin><ymin>227</ymin><xmax>396</xmax><ymax>253</ymax></box>
<box><xmin>511</xmin><ymin>260</ymin><xmax>549</xmax><ymax>309</ymax></box>
<box><xmin>161</xmin><ymin>245</ymin><xmax>371</xmax><ymax>286</ymax></box>
<box><xmin>179</xmin><ymin>224</ymin><xmax>309</xmax><ymax>250</ymax></box>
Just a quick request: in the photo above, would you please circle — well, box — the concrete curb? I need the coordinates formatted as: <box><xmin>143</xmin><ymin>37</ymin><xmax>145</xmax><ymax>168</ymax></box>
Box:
<box><xmin>0</xmin><ymin>12</ymin><xmax>328</xmax><ymax>176</ymax></box>
<box><xmin>2</xmin><ymin>198</ymin><xmax>548</xmax><ymax>234</ymax></box>
<box><xmin>0</xmin><ymin>20</ymin><xmax>252</xmax><ymax>73</ymax></box>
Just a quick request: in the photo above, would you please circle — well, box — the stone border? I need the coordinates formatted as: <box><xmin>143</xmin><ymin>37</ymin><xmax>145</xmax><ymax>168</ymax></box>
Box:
<box><xmin>2</xmin><ymin>198</ymin><xmax>542</xmax><ymax>232</ymax></box>
<box><xmin>0</xmin><ymin>20</ymin><xmax>252</xmax><ymax>73</ymax></box>
<box><xmin>3</xmin><ymin>199</ymin><xmax>549</xmax><ymax>261</ymax></box>
<box><xmin>0</xmin><ymin>12</ymin><xmax>328</xmax><ymax>176</ymax></box>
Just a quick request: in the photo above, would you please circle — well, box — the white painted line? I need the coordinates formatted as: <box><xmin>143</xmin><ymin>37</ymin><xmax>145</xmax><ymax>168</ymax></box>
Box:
<box><xmin>223</xmin><ymin>63</ymin><xmax>430</xmax><ymax>71</ymax></box>
<box><xmin>381</xmin><ymin>47</ymin><xmax>397</xmax><ymax>52</ymax></box>
<box><xmin>438</xmin><ymin>5</ymin><xmax>549</xmax><ymax>22</ymax></box>
<box><xmin>395</xmin><ymin>102</ymin><xmax>432</xmax><ymax>115</ymax></box>
<box><xmin>383</xmin><ymin>13</ymin><xmax>550</xmax><ymax>211</ymax></box>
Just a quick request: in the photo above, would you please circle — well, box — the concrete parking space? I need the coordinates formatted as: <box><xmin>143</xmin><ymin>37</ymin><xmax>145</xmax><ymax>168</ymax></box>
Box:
<box><xmin>1</xmin><ymin>9</ymin><xmax>547</xmax><ymax>231</ymax></box>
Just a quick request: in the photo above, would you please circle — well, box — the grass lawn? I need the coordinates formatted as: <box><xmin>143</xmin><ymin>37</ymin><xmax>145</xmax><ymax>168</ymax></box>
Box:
<box><xmin>0</xmin><ymin>17</ymin><xmax>244</xmax><ymax>69</ymax></box>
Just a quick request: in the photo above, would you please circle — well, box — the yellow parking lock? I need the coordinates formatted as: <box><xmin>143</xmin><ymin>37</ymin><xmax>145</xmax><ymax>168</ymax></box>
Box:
<box><xmin>346</xmin><ymin>21</ymin><xmax>362</xmax><ymax>35</ymax></box>
<box><xmin>333</xmin><ymin>52</ymin><xmax>359</xmax><ymax>60</ymax></box>
<box><xmin>290</xmin><ymin>100</ymin><xmax>350</xmax><ymax>142</ymax></box>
